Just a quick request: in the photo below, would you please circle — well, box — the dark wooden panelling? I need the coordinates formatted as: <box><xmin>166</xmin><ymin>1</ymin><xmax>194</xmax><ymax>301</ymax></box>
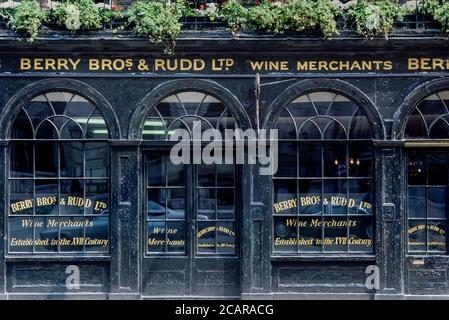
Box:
<box><xmin>6</xmin><ymin>262</ymin><xmax>109</xmax><ymax>293</ymax></box>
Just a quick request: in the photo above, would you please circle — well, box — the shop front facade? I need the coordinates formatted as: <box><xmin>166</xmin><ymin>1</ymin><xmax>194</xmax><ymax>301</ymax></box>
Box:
<box><xmin>0</xmin><ymin>29</ymin><xmax>449</xmax><ymax>299</ymax></box>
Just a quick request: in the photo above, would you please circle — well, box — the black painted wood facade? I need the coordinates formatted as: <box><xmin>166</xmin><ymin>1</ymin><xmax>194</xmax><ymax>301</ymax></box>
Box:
<box><xmin>0</xmin><ymin>28</ymin><xmax>449</xmax><ymax>299</ymax></box>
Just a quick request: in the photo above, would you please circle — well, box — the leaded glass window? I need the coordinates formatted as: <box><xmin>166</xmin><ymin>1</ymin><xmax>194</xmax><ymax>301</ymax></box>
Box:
<box><xmin>272</xmin><ymin>91</ymin><xmax>374</xmax><ymax>254</ymax></box>
<box><xmin>8</xmin><ymin>91</ymin><xmax>110</xmax><ymax>254</ymax></box>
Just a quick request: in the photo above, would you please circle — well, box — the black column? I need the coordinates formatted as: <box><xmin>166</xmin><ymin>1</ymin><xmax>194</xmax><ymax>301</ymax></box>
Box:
<box><xmin>110</xmin><ymin>143</ymin><xmax>140</xmax><ymax>298</ymax></box>
<box><xmin>241</xmin><ymin>163</ymin><xmax>272</xmax><ymax>298</ymax></box>
<box><xmin>375</xmin><ymin>144</ymin><xmax>404</xmax><ymax>298</ymax></box>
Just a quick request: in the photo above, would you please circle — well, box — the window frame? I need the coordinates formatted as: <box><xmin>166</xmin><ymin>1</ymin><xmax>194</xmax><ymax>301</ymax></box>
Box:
<box><xmin>271</xmin><ymin>90</ymin><xmax>376</xmax><ymax>257</ymax></box>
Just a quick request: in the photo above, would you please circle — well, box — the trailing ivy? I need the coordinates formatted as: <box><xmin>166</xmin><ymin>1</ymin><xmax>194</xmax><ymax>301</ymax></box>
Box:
<box><xmin>8</xmin><ymin>0</ymin><xmax>46</xmax><ymax>42</ymax></box>
<box><xmin>127</xmin><ymin>0</ymin><xmax>183</xmax><ymax>55</ymax></box>
<box><xmin>347</xmin><ymin>0</ymin><xmax>404</xmax><ymax>39</ymax></box>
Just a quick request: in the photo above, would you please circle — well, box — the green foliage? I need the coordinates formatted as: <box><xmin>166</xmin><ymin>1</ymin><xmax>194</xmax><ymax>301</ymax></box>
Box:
<box><xmin>220</xmin><ymin>0</ymin><xmax>247</xmax><ymax>35</ymax></box>
<box><xmin>220</xmin><ymin>0</ymin><xmax>339</xmax><ymax>37</ymax></box>
<box><xmin>51</xmin><ymin>0</ymin><xmax>102</xmax><ymax>32</ymax></box>
<box><xmin>8</xmin><ymin>0</ymin><xmax>46</xmax><ymax>42</ymax></box>
<box><xmin>284</xmin><ymin>0</ymin><xmax>339</xmax><ymax>38</ymax></box>
<box><xmin>347</xmin><ymin>0</ymin><xmax>404</xmax><ymax>39</ymax></box>
<box><xmin>419</xmin><ymin>0</ymin><xmax>449</xmax><ymax>33</ymax></box>
<box><xmin>127</xmin><ymin>0</ymin><xmax>183</xmax><ymax>54</ymax></box>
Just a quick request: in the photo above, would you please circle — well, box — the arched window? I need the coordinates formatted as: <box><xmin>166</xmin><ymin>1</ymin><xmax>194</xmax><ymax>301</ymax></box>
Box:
<box><xmin>404</xmin><ymin>91</ymin><xmax>449</xmax><ymax>254</ymax></box>
<box><xmin>8</xmin><ymin>91</ymin><xmax>110</xmax><ymax>254</ymax></box>
<box><xmin>143</xmin><ymin>91</ymin><xmax>237</xmax><ymax>255</ymax></box>
<box><xmin>272</xmin><ymin>91</ymin><xmax>374</xmax><ymax>254</ymax></box>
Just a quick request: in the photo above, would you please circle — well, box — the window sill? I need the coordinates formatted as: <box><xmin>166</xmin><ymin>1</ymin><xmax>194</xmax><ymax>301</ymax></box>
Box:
<box><xmin>271</xmin><ymin>255</ymin><xmax>376</xmax><ymax>262</ymax></box>
<box><xmin>5</xmin><ymin>255</ymin><xmax>111</xmax><ymax>262</ymax></box>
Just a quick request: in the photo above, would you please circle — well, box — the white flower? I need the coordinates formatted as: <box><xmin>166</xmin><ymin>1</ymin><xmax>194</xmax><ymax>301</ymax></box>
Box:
<box><xmin>96</xmin><ymin>3</ymin><xmax>111</xmax><ymax>9</ymax></box>
<box><xmin>271</xmin><ymin>1</ymin><xmax>282</xmax><ymax>7</ymax></box>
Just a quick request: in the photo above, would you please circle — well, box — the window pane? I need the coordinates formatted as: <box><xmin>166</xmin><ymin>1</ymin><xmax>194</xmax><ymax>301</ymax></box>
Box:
<box><xmin>197</xmin><ymin>221</ymin><xmax>216</xmax><ymax>254</ymax></box>
<box><xmin>9</xmin><ymin>217</ymin><xmax>34</xmax><ymax>253</ymax></box>
<box><xmin>216</xmin><ymin>222</ymin><xmax>236</xmax><ymax>255</ymax></box>
<box><xmin>10</xmin><ymin>142</ymin><xmax>33</xmax><ymax>177</ymax></box>
<box><xmin>323</xmin><ymin>217</ymin><xmax>347</xmax><ymax>252</ymax></box>
<box><xmin>147</xmin><ymin>154</ymin><xmax>165</xmax><ymax>186</ymax></box>
<box><xmin>428</xmin><ymin>153</ymin><xmax>448</xmax><ymax>185</ymax></box>
<box><xmin>85</xmin><ymin>143</ymin><xmax>108</xmax><ymax>177</ymax></box>
<box><xmin>147</xmin><ymin>189</ymin><xmax>166</xmax><ymax>220</ymax></box>
<box><xmin>60</xmin><ymin>179</ymin><xmax>84</xmax><ymax>215</ymax></box>
<box><xmin>198</xmin><ymin>188</ymin><xmax>215</xmax><ymax>220</ymax></box>
<box><xmin>276</xmin><ymin>142</ymin><xmax>297</xmax><ymax>177</ymax></box>
<box><xmin>60</xmin><ymin>142</ymin><xmax>83</xmax><ymax>177</ymax></box>
<box><xmin>60</xmin><ymin>217</ymin><xmax>85</xmax><ymax>252</ymax></box>
<box><xmin>349</xmin><ymin>217</ymin><xmax>374</xmax><ymax>253</ymax></box>
<box><xmin>348</xmin><ymin>179</ymin><xmax>373</xmax><ymax>215</ymax></box>
<box><xmin>9</xmin><ymin>180</ymin><xmax>33</xmax><ymax>215</ymax></box>
<box><xmin>35</xmin><ymin>180</ymin><xmax>58</xmax><ymax>215</ymax></box>
<box><xmin>408</xmin><ymin>153</ymin><xmax>426</xmax><ymax>185</ymax></box>
<box><xmin>167</xmin><ymin>221</ymin><xmax>185</xmax><ymax>253</ymax></box>
<box><xmin>298</xmin><ymin>217</ymin><xmax>322</xmax><ymax>252</ymax></box>
<box><xmin>35</xmin><ymin>142</ymin><xmax>58</xmax><ymax>177</ymax></box>
<box><xmin>198</xmin><ymin>164</ymin><xmax>215</xmax><ymax>187</ymax></box>
<box><xmin>147</xmin><ymin>221</ymin><xmax>165</xmax><ymax>253</ymax></box>
<box><xmin>323</xmin><ymin>180</ymin><xmax>347</xmax><ymax>215</ymax></box>
<box><xmin>217</xmin><ymin>164</ymin><xmax>234</xmax><ymax>187</ymax></box>
<box><xmin>299</xmin><ymin>180</ymin><xmax>321</xmax><ymax>215</ymax></box>
<box><xmin>299</xmin><ymin>142</ymin><xmax>321</xmax><ymax>177</ymax></box>
<box><xmin>217</xmin><ymin>189</ymin><xmax>234</xmax><ymax>219</ymax></box>
<box><xmin>408</xmin><ymin>220</ymin><xmax>427</xmax><ymax>252</ymax></box>
<box><xmin>348</xmin><ymin>142</ymin><xmax>372</xmax><ymax>177</ymax></box>
<box><xmin>427</xmin><ymin>187</ymin><xmax>446</xmax><ymax>219</ymax></box>
<box><xmin>85</xmin><ymin>179</ymin><xmax>108</xmax><ymax>215</ymax></box>
<box><xmin>408</xmin><ymin>187</ymin><xmax>426</xmax><ymax>218</ymax></box>
<box><xmin>34</xmin><ymin>216</ymin><xmax>59</xmax><ymax>253</ymax></box>
<box><xmin>85</xmin><ymin>215</ymin><xmax>109</xmax><ymax>253</ymax></box>
<box><xmin>273</xmin><ymin>216</ymin><xmax>297</xmax><ymax>253</ymax></box>
<box><xmin>166</xmin><ymin>159</ymin><xmax>184</xmax><ymax>186</ymax></box>
<box><xmin>166</xmin><ymin>188</ymin><xmax>185</xmax><ymax>220</ymax></box>
<box><xmin>427</xmin><ymin>221</ymin><xmax>447</xmax><ymax>252</ymax></box>
<box><xmin>324</xmin><ymin>142</ymin><xmax>347</xmax><ymax>177</ymax></box>
<box><xmin>273</xmin><ymin>180</ymin><xmax>297</xmax><ymax>215</ymax></box>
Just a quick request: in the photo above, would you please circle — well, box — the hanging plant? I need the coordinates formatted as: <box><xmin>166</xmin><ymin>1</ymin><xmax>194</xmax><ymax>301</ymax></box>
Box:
<box><xmin>127</xmin><ymin>0</ymin><xmax>184</xmax><ymax>55</ymax></box>
<box><xmin>51</xmin><ymin>0</ymin><xmax>102</xmax><ymax>32</ymax></box>
<box><xmin>284</xmin><ymin>0</ymin><xmax>339</xmax><ymax>38</ymax></box>
<box><xmin>220</xmin><ymin>0</ymin><xmax>248</xmax><ymax>35</ymax></box>
<box><xmin>246</xmin><ymin>0</ymin><xmax>285</xmax><ymax>34</ymax></box>
<box><xmin>8</xmin><ymin>0</ymin><xmax>46</xmax><ymax>41</ymax></box>
<box><xmin>347</xmin><ymin>0</ymin><xmax>404</xmax><ymax>39</ymax></box>
<box><xmin>420</xmin><ymin>0</ymin><xmax>449</xmax><ymax>33</ymax></box>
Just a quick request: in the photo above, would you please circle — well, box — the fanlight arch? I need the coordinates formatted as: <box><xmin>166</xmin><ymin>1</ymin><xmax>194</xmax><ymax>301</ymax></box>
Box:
<box><xmin>404</xmin><ymin>90</ymin><xmax>449</xmax><ymax>139</ymax></box>
<box><xmin>142</xmin><ymin>91</ymin><xmax>237</xmax><ymax>140</ymax></box>
<box><xmin>11</xmin><ymin>91</ymin><xmax>109</xmax><ymax>140</ymax></box>
<box><xmin>274</xmin><ymin>91</ymin><xmax>372</xmax><ymax>140</ymax></box>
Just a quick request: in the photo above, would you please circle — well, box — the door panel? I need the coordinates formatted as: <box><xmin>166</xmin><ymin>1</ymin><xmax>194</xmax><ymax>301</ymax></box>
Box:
<box><xmin>142</xmin><ymin>151</ymin><xmax>240</xmax><ymax>297</ymax></box>
<box><xmin>406</xmin><ymin>150</ymin><xmax>449</xmax><ymax>294</ymax></box>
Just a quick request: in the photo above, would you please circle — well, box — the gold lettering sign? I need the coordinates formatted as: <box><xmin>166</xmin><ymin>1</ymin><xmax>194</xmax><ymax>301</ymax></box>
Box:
<box><xmin>10</xmin><ymin>196</ymin><xmax>108</xmax><ymax>213</ymax></box>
